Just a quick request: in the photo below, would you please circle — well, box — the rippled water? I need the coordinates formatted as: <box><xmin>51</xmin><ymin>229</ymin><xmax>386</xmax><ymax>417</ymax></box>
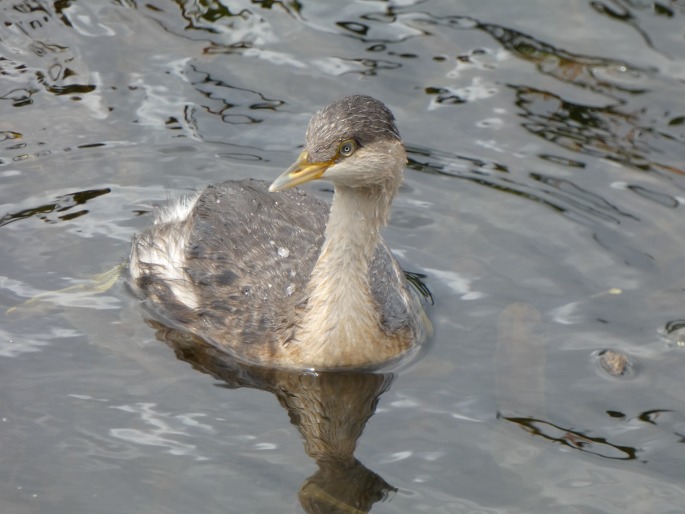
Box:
<box><xmin>2</xmin><ymin>1</ymin><xmax>685</xmax><ymax>512</ymax></box>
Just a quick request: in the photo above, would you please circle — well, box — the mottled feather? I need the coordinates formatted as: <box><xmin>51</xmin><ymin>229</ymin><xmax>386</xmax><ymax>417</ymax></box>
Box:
<box><xmin>131</xmin><ymin>179</ymin><xmax>420</xmax><ymax>364</ymax></box>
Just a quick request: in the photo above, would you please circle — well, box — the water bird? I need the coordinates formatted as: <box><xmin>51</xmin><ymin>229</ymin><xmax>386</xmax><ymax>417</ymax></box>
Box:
<box><xmin>129</xmin><ymin>95</ymin><xmax>430</xmax><ymax>370</ymax></box>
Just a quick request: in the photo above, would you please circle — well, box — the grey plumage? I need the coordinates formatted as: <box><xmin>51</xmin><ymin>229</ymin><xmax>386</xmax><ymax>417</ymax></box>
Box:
<box><xmin>305</xmin><ymin>95</ymin><xmax>401</xmax><ymax>162</ymax></box>
<box><xmin>132</xmin><ymin>178</ymin><xmax>419</xmax><ymax>359</ymax></box>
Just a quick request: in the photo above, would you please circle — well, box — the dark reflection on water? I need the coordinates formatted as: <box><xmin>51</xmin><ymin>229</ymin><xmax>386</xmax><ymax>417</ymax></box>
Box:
<box><xmin>500</xmin><ymin>414</ymin><xmax>639</xmax><ymax>460</ymax></box>
<box><xmin>150</xmin><ymin>320</ymin><xmax>396</xmax><ymax>513</ymax></box>
<box><xmin>2</xmin><ymin>0</ymin><xmax>97</xmax><ymax>106</ymax></box>
<box><xmin>186</xmin><ymin>63</ymin><xmax>285</xmax><ymax>125</ymax></box>
<box><xmin>0</xmin><ymin>188</ymin><xmax>111</xmax><ymax>227</ymax></box>
<box><xmin>341</xmin><ymin>57</ymin><xmax>403</xmax><ymax>77</ymax></box>
<box><xmin>406</xmin><ymin>11</ymin><xmax>685</xmax><ymax>195</ymax></box>
<box><xmin>589</xmin><ymin>0</ymin><xmax>683</xmax><ymax>54</ymax></box>
<box><xmin>408</xmin><ymin>144</ymin><xmax>634</xmax><ymax>227</ymax></box>
<box><xmin>513</xmin><ymin>86</ymin><xmax>685</xmax><ymax>183</ymax></box>
<box><xmin>145</xmin><ymin>0</ymin><xmax>303</xmax><ymax>45</ymax></box>
<box><xmin>167</xmin><ymin>0</ymin><xmax>304</xmax><ymax>31</ymax></box>
<box><xmin>626</xmin><ymin>184</ymin><xmax>679</xmax><ymax>208</ymax></box>
<box><xmin>479</xmin><ymin>22</ymin><xmax>650</xmax><ymax>94</ymax></box>
<box><xmin>501</xmin><ymin>406</ymin><xmax>678</xmax><ymax>461</ymax></box>
<box><xmin>529</xmin><ymin>172</ymin><xmax>637</xmax><ymax>224</ymax></box>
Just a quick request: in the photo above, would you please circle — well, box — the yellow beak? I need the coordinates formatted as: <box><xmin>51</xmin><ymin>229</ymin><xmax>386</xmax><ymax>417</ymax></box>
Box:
<box><xmin>268</xmin><ymin>151</ymin><xmax>333</xmax><ymax>192</ymax></box>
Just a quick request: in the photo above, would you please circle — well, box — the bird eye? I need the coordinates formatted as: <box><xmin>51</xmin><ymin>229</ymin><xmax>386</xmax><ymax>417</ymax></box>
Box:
<box><xmin>338</xmin><ymin>140</ymin><xmax>356</xmax><ymax>157</ymax></box>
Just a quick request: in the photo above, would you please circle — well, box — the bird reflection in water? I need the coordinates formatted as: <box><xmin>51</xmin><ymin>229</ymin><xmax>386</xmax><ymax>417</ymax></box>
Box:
<box><xmin>149</xmin><ymin>320</ymin><xmax>397</xmax><ymax>513</ymax></box>
<box><xmin>127</xmin><ymin>96</ymin><xmax>433</xmax><ymax>510</ymax></box>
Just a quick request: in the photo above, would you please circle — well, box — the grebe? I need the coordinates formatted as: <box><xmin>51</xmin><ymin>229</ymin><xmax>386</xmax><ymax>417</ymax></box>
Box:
<box><xmin>129</xmin><ymin>95</ymin><xmax>430</xmax><ymax>370</ymax></box>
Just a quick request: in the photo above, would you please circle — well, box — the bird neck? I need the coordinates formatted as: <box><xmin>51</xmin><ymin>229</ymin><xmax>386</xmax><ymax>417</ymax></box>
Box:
<box><xmin>298</xmin><ymin>179</ymin><xmax>401</xmax><ymax>366</ymax></box>
<box><xmin>325</xmin><ymin>184</ymin><xmax>389</xmax><ymax>264</ymax></box>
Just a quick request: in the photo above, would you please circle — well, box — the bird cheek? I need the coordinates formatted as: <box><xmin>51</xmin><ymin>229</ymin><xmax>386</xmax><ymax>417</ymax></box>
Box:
<box><xmin>324</xmin><ymin>161</ymin><xmax>356</xmax><ymax>185</ymax></box>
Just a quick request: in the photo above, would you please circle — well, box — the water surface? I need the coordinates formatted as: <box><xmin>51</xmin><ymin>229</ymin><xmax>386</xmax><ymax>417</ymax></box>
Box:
<box><xmin>1</xmin><ymin>1</ymin><xmax>685</xmax><ymax>512</ymax></box>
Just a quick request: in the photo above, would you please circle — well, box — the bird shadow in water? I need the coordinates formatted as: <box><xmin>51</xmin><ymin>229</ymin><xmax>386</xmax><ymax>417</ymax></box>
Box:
<box><xmin>148</xmin><ymin>319</ymin><xmax>397</xmax><ymax>513</ymax></box>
